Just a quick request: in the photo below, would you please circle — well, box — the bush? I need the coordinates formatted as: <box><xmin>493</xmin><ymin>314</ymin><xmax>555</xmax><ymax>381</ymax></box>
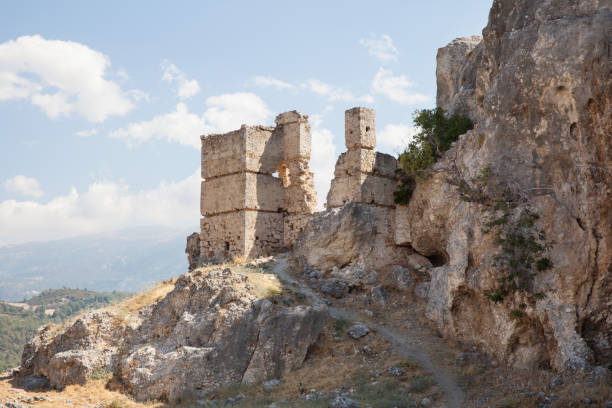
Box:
<box><xmin>395</xmin><ymin>107</ymin><xmax>473</xmax><ymax>204</ymax></box>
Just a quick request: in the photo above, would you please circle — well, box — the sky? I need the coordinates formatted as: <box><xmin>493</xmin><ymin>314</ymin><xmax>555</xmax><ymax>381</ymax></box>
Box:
<box><xmin>0</xmin><ymin>1</ymin><xmax>493</xmax><ymax>246</ymax></box>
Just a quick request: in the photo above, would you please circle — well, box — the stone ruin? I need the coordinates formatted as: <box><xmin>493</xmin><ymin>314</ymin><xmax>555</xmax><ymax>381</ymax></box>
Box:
<box><xmin>198</xmin><ymin>107</ymin><xmax>398</xmax><ymax>261</ymax></box>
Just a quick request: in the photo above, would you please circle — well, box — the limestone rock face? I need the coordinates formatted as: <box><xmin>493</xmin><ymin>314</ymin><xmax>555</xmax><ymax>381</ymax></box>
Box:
<box><xmin>19</xmin><ymin>268</ymin><xmax>328</xmax><ymax>403</ymax></box>
<box><xmin>292</xmin><ymin>203</ymin><xmax>411</xmax><ymax>274</ymax></box>
<box><xmin>399</xmin><ymin>0</ymin><xmax>612</xmax><ymax>370</ymax></box>
<box><xmin>21</xmin><ymin>311</ymin><xmax>124</xmax><ymax>389</ymax></box>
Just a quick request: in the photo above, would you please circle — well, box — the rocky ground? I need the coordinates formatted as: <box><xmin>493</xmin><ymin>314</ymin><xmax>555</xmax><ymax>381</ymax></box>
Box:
<box><xmin>1</xmin><ymin>256</ymin><xmax>610</xmax><ymax>408</ymax></box>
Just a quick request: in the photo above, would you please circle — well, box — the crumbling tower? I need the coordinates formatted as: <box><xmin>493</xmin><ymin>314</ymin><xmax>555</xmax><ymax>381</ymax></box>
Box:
<box><xmin>199</xmin><ymin>112</ymin><xmax>317</xmax><ymax>261</ymax></box>
<box><xmin>326</xmin><ymin>107</ymin><xmax>397</xmax><ymax>208</ymax></box>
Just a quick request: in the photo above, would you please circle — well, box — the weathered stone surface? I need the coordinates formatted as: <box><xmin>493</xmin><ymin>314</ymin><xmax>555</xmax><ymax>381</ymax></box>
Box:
<box><xmin>201</xmin><ymin>173</ymin><xmax>284</xmax><ymax>216</ymax></box>
<box><xmin>347</xmin><ymin>324</ymin><xmax>370</xmax><ymax>339</ymax></box>
<box><xmin>200</xmin><ymin>110</ymin><xmax>318</xmax><ymax>261</ymax></box>
<box><xmin>20</xmin><ymin>268</ymin><xmax>328</xmax><ymax>403</ymax></box>
<box><xmin>283</xmin><ymin>213</ymin><xmax>316</xmax><ymax>248</ymax></box>
<box><xmin>320</xmin><ymin>279</ymin><xmax>348</xmax><ymax>299</ymax></box>
<box><xmin>345</xmin><ymin>107</ymin><xmax>375</xmax><ymax>150</ymax></box>
<box><xmin>327</xmin><ymin>174</ymin><xmax>397</xmax><ymax>208</ymax></box>
<box><xmin>20</xmin><ymin>311</ymin><xmax>124</xmax><ymax>389</ymax></box>
<box><xmin>399</xmin><ymin>0</ymin><xmax>612</xmax><ymax>370</ymax></box>
<box><xmin>334</xmin><ymin>149</ymin><xmax>397</xmax><ymax>179</ymax></box>
<box><xmin>292</xmin><ymin>203</ymin><xmax>411</xmax><ymax>273</ymax></box>
<box><xmin>436</xmin><ymin>36</ymin><xmax>482</xmax><ymax>118</ymax></box>
<box><xmin>201</xmin><ymin>126</ymin><xmax>281</xmax><ymax>179</ymax></box>
<box><xmin>243</xmin><ymin>210</ymin><xmax>284</xmax><ymax>258</ymax></box>
<box><xmin>185</xmin><ymin>232</ymin><xmax>201</xmax><ymax>271</ymax></box>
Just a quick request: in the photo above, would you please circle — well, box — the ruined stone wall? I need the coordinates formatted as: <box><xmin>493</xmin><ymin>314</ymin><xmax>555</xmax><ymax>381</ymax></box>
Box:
<box><xmin>200</xmin><ymin>107</ymin><xmax>401</xmax><ymax>261</ymax></box>
<box><xmin>326</xmin><ymin>108</ymin><xmax>398</xmax><ymax>209</ymax></box>
<box><xmin>200</xmin><ymin>112</ymin><xmax>317</xmax><ymax>260</ymax></box>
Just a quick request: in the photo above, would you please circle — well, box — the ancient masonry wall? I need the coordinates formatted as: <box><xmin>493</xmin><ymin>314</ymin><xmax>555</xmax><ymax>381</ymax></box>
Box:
<box><xmin>199</xmin><ymin>107</ymin><xmax>399</xmax><ymax>261</ymax></box>
<box><xmin>326</xmin><ymin>107</ymin><xmax>398</xmax><ymax>209</ymax></box>
<box><xmin>199</xmin><ymin>112</ymin><xmax>317</xmax><ymax>260</ymax></box>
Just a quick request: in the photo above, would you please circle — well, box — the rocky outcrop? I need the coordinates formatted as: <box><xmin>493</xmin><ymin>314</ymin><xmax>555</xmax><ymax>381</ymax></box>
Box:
<box><xmin>185</xmin><ymin>232</ymin><xmax>201</xmax><ymax>270</ymax></box>
<box><xmin>19</xmin><ymin>268</ymin><xmax>328</xmax><ymax>403</ymax></box>
<box><xmin>292</xmin><ymin>202</ymin><xmax>411</xmax><ymax>274</ymax></box>
<box><xmin>398</xmin><ymin>0</ymin><xmax>611</xmax><ymax>370</ymax></box>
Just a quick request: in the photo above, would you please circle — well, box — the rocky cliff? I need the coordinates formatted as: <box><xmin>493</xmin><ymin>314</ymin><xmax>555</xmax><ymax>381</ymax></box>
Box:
<box><xmin>397</xmin><ymin>0</ymin><xmax>611</xmax><ymax>370</ymax></box>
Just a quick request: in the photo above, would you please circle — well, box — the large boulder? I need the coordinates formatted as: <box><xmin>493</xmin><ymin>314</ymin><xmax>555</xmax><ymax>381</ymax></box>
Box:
<box><xmin>397</xmin><ymin>0</ymin><xmax>612</xmax><ymax>370</ymax></box>
<box><xmin>292</xmin><ymin>202</ymin><xmax>411</xmax><ymax>273</ymax></box>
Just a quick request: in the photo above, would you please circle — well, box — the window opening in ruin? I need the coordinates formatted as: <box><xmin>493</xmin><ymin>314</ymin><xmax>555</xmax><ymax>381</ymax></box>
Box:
<box><xmin>366</xmin><ymin>126</ymin><xmax>370</xmax><ymax>132</ymax></box>
<box><xmin>277</xmin><ymin>162</ymin><xmax>290</xmax><ymax>187</ymax></box>
<box><xmin>225</xmin><ymin>241</ymin><xmax>230</xmax><ymax>251</ymax></box>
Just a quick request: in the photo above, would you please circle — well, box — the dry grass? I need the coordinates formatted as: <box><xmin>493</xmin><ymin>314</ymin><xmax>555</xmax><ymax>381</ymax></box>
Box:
<box><xmin>106</xmin><ymin>279</ymin><xmax>176</xmax><ymax>321</ymax></box>
<box><xmin>0</xmin><ymin>378</ymin><xmax>166</xmax><ymax>408</ymax></box>
<box><xmin>196</xmin><ymin>263</ymin><xmax>283</xmax><ymax>300</ymax></box>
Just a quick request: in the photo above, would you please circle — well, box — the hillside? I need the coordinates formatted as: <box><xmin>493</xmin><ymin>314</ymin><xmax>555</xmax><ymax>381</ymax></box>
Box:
<box><xmin>0</xmin><ymin>288</ymin><xmax>130</xmax><ymax>371</ymax></box>
<box><xmin>0</xmin><ymin>226</ymin><xmax>191</xmax><ymax>301</ymax></box>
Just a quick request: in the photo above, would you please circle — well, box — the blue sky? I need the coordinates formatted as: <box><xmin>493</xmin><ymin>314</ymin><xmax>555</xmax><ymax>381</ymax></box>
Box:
<box><xmin>0</xmin><ymin>1</ymin><xmax>492</xmax><ymax>245</ymax></box>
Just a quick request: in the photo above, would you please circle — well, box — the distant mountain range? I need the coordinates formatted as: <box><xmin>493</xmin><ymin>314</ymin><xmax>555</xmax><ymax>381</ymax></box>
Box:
<box><xmin>0</xmin><ymin>226</ymin><xmax>195</xmax><ymax>301</ymax></box>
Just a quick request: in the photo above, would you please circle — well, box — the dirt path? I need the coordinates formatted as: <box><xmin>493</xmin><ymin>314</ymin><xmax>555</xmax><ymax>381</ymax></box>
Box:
<box><xmin>271</xmin><ymin>256</ymin><xmax>465</xmax><ymax>408</ymax></box>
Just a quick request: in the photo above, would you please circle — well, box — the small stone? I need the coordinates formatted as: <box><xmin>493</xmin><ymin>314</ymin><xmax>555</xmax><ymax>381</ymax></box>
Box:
<box><xmin>329</xmin><ymin>395</ymin><xmax>360</xmax><ymax>408</ymax></box>
<box><xmin>363</xmin><ymin>309</ymin><xmax>373</xmax><ymax>317</ymax></box>
<box><xmin>264</xmin><ymin>379</ymin><xmax>281</xmax><ymax>391</ymax></box>
<box><xmin>370</xmin><ymin>285</ymin><xmax>388</xmax><ymax>305</ymax></box>
<box><xmin>421</xmin><ymin>397</ymin><xmax>432</xmax><ymax>407</ymax></box>
<box><xmin>347</xmin><ymin>324</ymin><xmax>370</xmax><ymax>339</ymax></box>
<box><xmin>22</xmin><ymin>375</ymin><xmax>49</xmax><ymax>391</ymax></box>
<box><xmin>387</xmin><ymin>366</ymin><xmax>406</xmax><ymax>377</ymax></box>
<box><xmin>549</xmin><ymin>377</ymin><xmax>562</xmax><ymax>389</ymax></box>
<box><xmin>321</xmin><ymin>279</ymin><xmax>348</xmax><ymax>299</ymax></box>
<box><xmin>592</xmin><ymin>366</ymin><xmax>611</xmax><ymax>381</ymax></box>
<box><xmin>414</xmin><ymin>282</ymin><xmax>430</xmax><ymax>299</ymax></box>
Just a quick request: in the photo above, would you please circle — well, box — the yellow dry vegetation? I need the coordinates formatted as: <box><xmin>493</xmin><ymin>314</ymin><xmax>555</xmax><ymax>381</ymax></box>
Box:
<box><xmin>106</xmin><ymin>279</ymin><xmax>176</xmax><ymax>321</ymax></box>
<box><xmin>0</xmin><ymin>379</ymin><xmax>167</xmax><ymax>408</ymax></box>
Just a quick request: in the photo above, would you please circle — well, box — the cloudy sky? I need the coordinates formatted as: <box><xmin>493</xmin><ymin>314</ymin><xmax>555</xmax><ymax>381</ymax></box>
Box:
<box><xmin>0</xmin><ymin>1</ymin><xmax>492</xmax><ymax>246</ymax></box>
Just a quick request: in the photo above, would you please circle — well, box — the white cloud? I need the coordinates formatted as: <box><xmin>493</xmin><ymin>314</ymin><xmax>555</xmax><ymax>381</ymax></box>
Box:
<box><xmin>371</xmin><ymin>68</ymin><xmax>430</xmax><ymax>105</ymax></box>
<box><xmin>359</xmin><ymin>34</ymin><xmax>399</xmax><ymax>63</ymax></box>
<box><xmin>203</xmin><ymin>93</ymin><xmax>271</xmax><ymax>132</ymax></box>
<box><xmin>161</xmin><ymin>59</ymin><xmax>200</xmax><ymax>99</ymax></box>
<box><xmin>0</xmin><ymin>171</ymin><xmax>200</xmax><ymax>246</ymax></box>
<box><xmin>3</xmin><ymin>175</ymin><xmax>44</xmax><ymax>198</ymax></box>
<box><xmin>253</xmin><ymin>76</ymin><xmax>295</xmax><ymax>90</ymax></box>
<box><xmin>377</xmin><ymin>124</ymin><xmax>419</xmax><ymax>156</ymax></box>
<box><xmin>109</xmin><ymin>93</ymin><xmax>271</xmax><ymax>148</ymax></box>
<box><xmin>74</xmin><ymin>128</ymin><xmax>98</xmax><ymax>137</ymax></box>
<box><xmin>109</xmin><ymin>103</ymin><xmax>204</xmax><ymax>148</ymax></box>
<box><xmin>302</xmin><ymin>79</ymin><xmax>374</xmax><ymax>104</ymax></box>
<box><xmin>0</xmin><ymin>35</ymin><xmax>138</xmax><ymax>122</ymax></box>
<box><xmin>308</xmin><ymin>115</ymin><xmax>338</xmax><ymax>210</ymax></box>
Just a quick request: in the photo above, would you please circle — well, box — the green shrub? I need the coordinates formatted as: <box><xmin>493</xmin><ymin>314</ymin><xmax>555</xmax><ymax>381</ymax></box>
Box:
<box><xmin>395</xmin><ymin>107</ymin><xmax>473</xmax><ymax>204</ymax></box>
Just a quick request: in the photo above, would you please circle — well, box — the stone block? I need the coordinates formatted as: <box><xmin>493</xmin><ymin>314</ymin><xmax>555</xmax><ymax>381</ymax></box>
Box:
<box><xmin>201</xmin><ymin>126</ymin><xmax>281</xmax><ymax>179</ymax></box>
<box><xmin>201</xmin><ymin>173</ymin><xmax>284</xmax><ymax>216</ymax></box>
<box><xmin>244</xmin><ymin>210</ymin><xmax>284</xmax><ymax>258</ymax></box>
<box><xmin>285</xmin><ymin>184</ymin><xmax>317</xmax><ymax>214</ymax></box>
<box><xmin>394</xmin><ymin>205</ymin><xmax>411</xmax><ymax>246</ymax></box>
<box><xmin>334</xmin><ymin>149</ymin><xmax>397</xmax><ymax>178</ymax></box>
<box><xmin>200</xmin><ymin>212</ymin><xmax>247</xmax><ymax>260</ymax></box>
<box><xmin>326</xmin><ymin>174</ymin><xmax>397</xmax><ymax>208</ymax></box>
<box><xmin>281</xmin><ymin>122</ymin><xmax>311</xmax><ymax>161</ymax></box>
<box><xmin>284</xmin><ymin>213</ymin><xmax>316</xmax><ymax>248</ymax></box>
<box><xmin>275</xmin><ymin>110</ymin><xmax>307</xmax><ymax>126</ymax></box>
<box><xmin>345</xmin><ymin>107</ymin><xmax>376</xmax><ymax>150</ymax></box>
